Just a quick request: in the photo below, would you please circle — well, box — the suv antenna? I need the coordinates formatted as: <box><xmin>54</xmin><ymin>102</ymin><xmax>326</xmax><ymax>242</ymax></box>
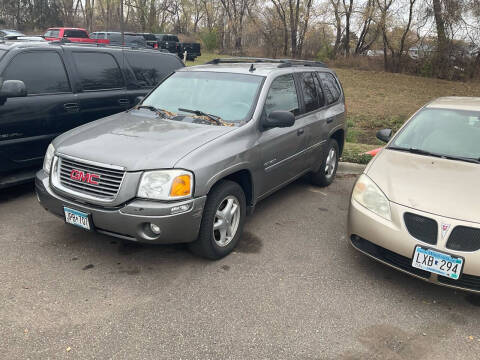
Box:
<box><xmin>249</xmin><ymin>63</ymin><xmax>255</xmax><ymax>72</ymax></box>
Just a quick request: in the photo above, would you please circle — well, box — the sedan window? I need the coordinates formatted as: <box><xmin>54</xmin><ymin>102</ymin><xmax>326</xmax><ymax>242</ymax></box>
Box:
<box><xmin>391</xmin><ymin>108</ymin><xmax>480</xmax><ymax>161</ymax></box>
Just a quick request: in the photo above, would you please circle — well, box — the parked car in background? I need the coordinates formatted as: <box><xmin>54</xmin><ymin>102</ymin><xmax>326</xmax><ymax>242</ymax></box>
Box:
<box><xmin>3</xmin><ymin>35</ymin><xmax>46</xmax><ymax>42</ymax></box>
<box><xmin>0</xmin><ymin>41</ymin><xmax>184</xmax><ymax>188</ymax></box>
<box><xmin>43</xmin><ymin>27</ymin><xmax>108</xmax><ymax>44</ymax></box>
<box><xmin>90</xmin><ymin>32</ymin><xmax>147</xmax><ymax>48</ymax></box>
<box><xmin>155</xmin><ymin>34</ymin><xmax>201</xmax><ymax>60</ymax></box>
<box><xmin>348</xmin><ymin>97</ymin><xmax>480</xmax><ymax>293</ymax></box>
<box><xmin>0</xmin><ymin>29</ymin><xmax>25</xmax><ymax>38</ymax></box>
<box><xmin>136</xmin><ymin>33</ymin><xmax>159</xmax><ymax>49</ymax></box>
<box><xmin>35</xmin><ymin>58</ymin><xmax>346</xmax><ymax>259</ymax></box>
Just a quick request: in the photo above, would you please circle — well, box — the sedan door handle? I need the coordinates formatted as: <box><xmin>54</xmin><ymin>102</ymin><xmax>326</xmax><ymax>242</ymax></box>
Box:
<box><xmin>297</xmin><ymin>128</ymin><xmax>305</xmax><ymax>136</ymax></box>
<box><xmin>118</xmin><ymin>98</ymin><xmax>130</xmax><ymax>105</ymax></box>
<box><xmin>63</xmin><ymin>103</ymin><xmax>80</xmax><ymax>113</ymax></box>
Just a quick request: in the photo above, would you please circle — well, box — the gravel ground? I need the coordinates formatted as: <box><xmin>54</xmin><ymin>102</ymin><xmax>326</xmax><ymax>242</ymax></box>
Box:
<box><xmin>1</xmin><ymin>175</ymin><xmax>479</xmax><ymax>359</ymax></box>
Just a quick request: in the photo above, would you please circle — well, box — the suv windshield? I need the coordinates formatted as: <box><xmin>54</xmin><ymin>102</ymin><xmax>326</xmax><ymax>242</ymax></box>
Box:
<box><xmin>390</xmin><ymin>107</ymin><xmax>480</xmax><ymax>160</ymax></box>
<box><xmin>142</xmin><ymin>71</ymin><xmax>264</xmax><ymax>123</ymax></box>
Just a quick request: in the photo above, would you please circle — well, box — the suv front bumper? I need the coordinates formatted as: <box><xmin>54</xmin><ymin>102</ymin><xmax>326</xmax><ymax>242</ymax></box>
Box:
<box><xmin>35</xmin><ymin>170</ymin><xmax>206</xmax><ymax>244</ymax></box>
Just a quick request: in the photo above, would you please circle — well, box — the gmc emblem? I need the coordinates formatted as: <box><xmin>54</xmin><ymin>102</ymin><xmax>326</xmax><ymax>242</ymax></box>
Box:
<box><xmin>70</xmin><ymin>169</ymin><xmax>100</xmax><ymax>185</ymax></box>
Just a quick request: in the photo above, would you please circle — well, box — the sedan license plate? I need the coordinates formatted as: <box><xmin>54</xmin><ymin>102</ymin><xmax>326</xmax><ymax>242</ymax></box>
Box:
<box><xmin>64</xmin><ymin>207</ymin><xmax>91</xmax><ymax>231</ymax></box>
<box><xmin>412</xmin><ymin>246</ymin><xmax>463</xmax><ymax>280</ymax></box>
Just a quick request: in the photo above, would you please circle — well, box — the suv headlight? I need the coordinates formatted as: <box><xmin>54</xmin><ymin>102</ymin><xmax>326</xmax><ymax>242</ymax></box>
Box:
<box><xmin>43</xmin><ymin>143</ymin><xmax>55</xmax><ymax>174</ymax></box>
<box><xmin>352</xmin><ymin>174</ymin><xmax>391</xmax><ymax>221</ymax></box>
<box><xmin>137</xmin><ymin>170</ymin><xmax>193</xmax><ymax>200</ymax></box>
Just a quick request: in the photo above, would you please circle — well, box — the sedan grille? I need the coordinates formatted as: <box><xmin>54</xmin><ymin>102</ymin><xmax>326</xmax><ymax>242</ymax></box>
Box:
<box><xmin>59</xmin><ymin>157</ymin><xmax>124</xmax><ymax>200</ymax></box>
<box><xmin>404</xmin><ymin>213</ymin><xmax>438</xmax><ymax>245</ymax></box>
<box><xmin>438</xmin><ymin>273</ymin><xmax>480</xmax><ymax>291</ymax></box>
<box><xmin>446</xmin><ymin>226</ymin><xmax>480</xmax><ymax>252</ymax></box>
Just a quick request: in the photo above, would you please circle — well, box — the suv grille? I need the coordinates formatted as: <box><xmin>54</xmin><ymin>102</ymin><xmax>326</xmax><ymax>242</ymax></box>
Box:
<box><xmin>446</xmin><ymin>226</ymin><xmax>480</xmax><ymax>252</ymax></box>
<box><xmin>404</xmin><ymin>213</ymin><xmax>438</xmax><ymax>245</ymax></box>
<box><xmin>59</xmin><ymin>157</ymin><xmax>124</xmax><ymax>200</ymax></box>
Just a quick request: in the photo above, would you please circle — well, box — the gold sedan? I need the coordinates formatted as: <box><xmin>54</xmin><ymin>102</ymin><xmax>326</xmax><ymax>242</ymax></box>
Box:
<box><xmin>348</xmin><ymin>97</ymin><xmax>480</xmax><ymax>293</ymax></box>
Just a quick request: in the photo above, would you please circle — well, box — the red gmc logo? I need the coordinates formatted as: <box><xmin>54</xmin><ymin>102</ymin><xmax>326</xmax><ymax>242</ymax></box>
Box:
<box><xmin>70</xmin><ymin>169</ymin><xmax>100</xmax><ymax>185</ymax></box>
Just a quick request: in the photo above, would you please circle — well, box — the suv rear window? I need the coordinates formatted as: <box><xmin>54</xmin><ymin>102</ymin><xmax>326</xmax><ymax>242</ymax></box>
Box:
<box><xmin>318</xmin><ymin>72</ymin><xmax>341</xmax><ymax>105</ymax></box>
<box><xmin>73</xmin><ymin>52</ymin><xmax>124</xmax><ymax>90</ymax></box>
<box><xmin>44</xmin><ymin>29</ymin><xmax>60</xmax><ymax>38</ymax></box>
<box><xmin>142</xmin><ymin>34</ymin><xmax>157</xmax><ymax>41</ymax></box>
<box><xmin>2</xmin><ymin>51</ymin><xmax>71</xmax><ymax>94</ymax></box>
<box><xmin>64</xmin><ymin>30</ymin><xmax>89</xmax><ymax>38</ymax></box>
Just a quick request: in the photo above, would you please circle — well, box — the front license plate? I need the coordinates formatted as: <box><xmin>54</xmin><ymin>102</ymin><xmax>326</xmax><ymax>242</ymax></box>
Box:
<box><xmin>64</xmin><ymin>207</ymin><xmax>91</xmax><ymax>231</ymax></box>
<box><xmin>412</xmin><ymin>246</ymin><xmax>463</xmax><ymax>280</ymax></box>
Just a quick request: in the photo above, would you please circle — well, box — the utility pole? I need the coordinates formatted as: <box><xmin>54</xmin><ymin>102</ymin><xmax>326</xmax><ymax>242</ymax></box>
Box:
<box><xmin>120</xmin><ymin>0</ymin><xmax>125</xmax><ymax>45</ymax></box>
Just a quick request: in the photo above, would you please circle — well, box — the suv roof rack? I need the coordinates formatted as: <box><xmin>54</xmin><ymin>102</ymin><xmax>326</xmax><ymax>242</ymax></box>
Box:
<box><xmin>206</xmin><ymin>57</ymin><xmax>327</xmax><ymax>68</ymax></box>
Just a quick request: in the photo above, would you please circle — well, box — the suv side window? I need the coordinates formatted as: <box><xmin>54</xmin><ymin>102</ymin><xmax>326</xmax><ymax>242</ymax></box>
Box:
<box><xmin>299</xmin><ymin>72</ymin><xmax>322</xmax><ymax>113</ymax></box>
<box><xmin>126</xmin><ymin>52</ymin><xmax>174</xmax><ymax>87</ymax></box>
<box><xmin>264</xmin><ymin>74</ymin><xmax>300</xmax><ymax>117</ymax></box>
<box><xmin>73</xmin><ymin>52</ymin><xmax>124</xmax><ymax>91</ymax></box>
<box><xmin>2</xmin><ymin>51</ymin><xmax>71</xmax><ymax>95</ymax></box>
<box><xmin>44</xmin><ymin>29</ymin><xmax>60</xmax><ymax>38</ymax></box>
<box><xmin>318</xmin><ymin>72</ymin><xmax>341</xmax><ymax>105</ymax></box>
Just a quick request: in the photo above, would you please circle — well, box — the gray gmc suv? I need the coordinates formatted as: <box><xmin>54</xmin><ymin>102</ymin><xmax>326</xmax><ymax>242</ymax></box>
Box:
<box><xmin>35</xmin><ymin>58</ymin><xmax>346</xmax><ymax>259</ymax></box>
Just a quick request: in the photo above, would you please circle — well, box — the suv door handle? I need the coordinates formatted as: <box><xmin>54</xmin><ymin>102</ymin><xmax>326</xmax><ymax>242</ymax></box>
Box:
<box><xmin>297</xmin><ymin>128</ymin><xmax>305</xmax><ymax>136</ymax></box>
<box><xmin>118</xmin><ymin>98</ymin><xmax>130</xmax><ymax>105</ymax></box>
<box><xmin>327</xmin><ymin>118</ymin><xmax>334</xmax><ymax>124</ymax></box>
<box><xmin>63</xmin><ymin>103</ymin><xmax>80</xmax><ymax>113</ymax></box>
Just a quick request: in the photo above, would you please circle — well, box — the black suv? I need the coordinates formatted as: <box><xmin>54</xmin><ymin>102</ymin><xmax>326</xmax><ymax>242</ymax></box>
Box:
<box><xmin>0</xmin><ymin>42</ymin><xmax>184</xmax><ymax>188</ymax></box>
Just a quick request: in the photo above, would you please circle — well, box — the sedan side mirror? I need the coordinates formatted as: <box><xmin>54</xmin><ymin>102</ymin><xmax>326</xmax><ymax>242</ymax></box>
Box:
<box><xmin>376</xmin><ymin>128</ymin><xmax>392</xmax><ymax>143</ymax></box>
<box><xmin>263</xmin><ymin>110</ymin><xmax>295</xmax><ymax>130</ymax></box>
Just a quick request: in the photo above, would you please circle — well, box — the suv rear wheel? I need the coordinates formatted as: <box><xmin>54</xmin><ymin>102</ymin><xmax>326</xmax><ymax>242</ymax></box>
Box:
<box><xmin>311</xmin><ymin>138</ymin><xmax>339</xmax><ymax>187</ymax></box>
<box><xmin>189</xmin><ymin>180</ymin><xmax>246</xmax><ymax>259</ymax></box>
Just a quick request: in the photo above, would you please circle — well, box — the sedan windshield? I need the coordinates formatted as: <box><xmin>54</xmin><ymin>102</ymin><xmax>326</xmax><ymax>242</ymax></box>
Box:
<box><xmin>142</xmin><ymin>71</ymin><xmax>264</xmax><ymax>124</ymax></box>
<box><xmin>390</xmin><ymin>107</ymin><xmax>480</xmax><ymax>160</ymax></box>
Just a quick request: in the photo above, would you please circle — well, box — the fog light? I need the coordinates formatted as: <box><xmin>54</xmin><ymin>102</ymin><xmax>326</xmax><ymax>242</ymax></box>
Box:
<box><xmin>170</xmin><ymin>203</ymin><xmax>191</xmax><ymax>214</ymax></box>
<box><xmin>150</xmin><ymin>223</ymin><xmax>161</xmax><ymax>234</ymax></box>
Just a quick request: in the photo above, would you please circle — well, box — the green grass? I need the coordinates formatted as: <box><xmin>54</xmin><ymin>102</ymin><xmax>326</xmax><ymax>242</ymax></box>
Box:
<box><xmin>185</xmin><ymin>52</ymin><xmax>230</xmax><ymax>66</ymax></box>
<box><xmin>342</xmin><ymin>143</ymin><xmax>377</xmax><ymax>164</ymax></box>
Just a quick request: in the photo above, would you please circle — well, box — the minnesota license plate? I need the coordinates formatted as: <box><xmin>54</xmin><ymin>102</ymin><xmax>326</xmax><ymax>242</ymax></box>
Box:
<box><xmin>412</xmin><ymin>246</ymin><xmax>463</xmax><ymax>280</ymax></box>
<box><xmin>64</xmin><ymin>207</ymin><xmax>91</xmax><ymax>230</ymax></box>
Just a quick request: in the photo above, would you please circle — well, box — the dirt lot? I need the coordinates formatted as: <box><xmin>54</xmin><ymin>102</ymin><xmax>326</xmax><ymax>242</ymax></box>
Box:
<box><xmin>2</xmin><ymin>176</ymin><xmax>480</xmax><ymax>359</ymax></box>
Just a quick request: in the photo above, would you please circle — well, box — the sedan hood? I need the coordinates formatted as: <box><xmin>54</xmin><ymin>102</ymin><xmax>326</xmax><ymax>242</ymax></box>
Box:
<box><xmin>367</xmin><ymin>149</ymin><xmax>480</xmax><ymax>223</ymax></box>
<box><xmin>54</xmin><ymin>111</ymin><xmax>235</xmax><ymax>171</ymax></box>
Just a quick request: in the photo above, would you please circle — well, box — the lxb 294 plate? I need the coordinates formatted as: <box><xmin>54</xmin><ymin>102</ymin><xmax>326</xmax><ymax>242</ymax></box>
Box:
<box><xmin>412</xmin><ymin>246</ymin><xmax>463</xmax><ymax>280</ymax></box>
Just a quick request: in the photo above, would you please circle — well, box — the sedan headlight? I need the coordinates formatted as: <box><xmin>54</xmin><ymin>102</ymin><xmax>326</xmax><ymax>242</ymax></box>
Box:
<box><xmin>43</xmin><ymin>143</ymin><xmax>55</xmax><ymax>174</ymax></box>
<box><xmin>352</xmin><ymin>174</ymin><xmax>391</xmax><ymax>221</ymax></box>
<box><xmin>137</xmin><ymin>170</ymin><xmax>193</xmax><ymax>200</ymax></box>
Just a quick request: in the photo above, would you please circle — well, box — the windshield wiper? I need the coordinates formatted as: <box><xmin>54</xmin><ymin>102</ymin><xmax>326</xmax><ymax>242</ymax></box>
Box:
<box><xmin>178</xmin><ymin>108</ymin><xmax>226</xmax><ymax>126</ymax></box>
<box><xmin>389</xmin><ymin>146</ymin><xmax>480</xmax><ymax>164</ymax></box>
<box><xmin>136</xmin><ymin>105</ymin><xmax>172</xmax><ymax>118</ymax></box>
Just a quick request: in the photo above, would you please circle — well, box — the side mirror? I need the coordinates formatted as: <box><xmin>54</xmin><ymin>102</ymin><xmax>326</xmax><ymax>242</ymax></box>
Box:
<box><xmin>0</xmin><ymin>80</ymin><xmax>27</xmax><ymax>104</ymax></box>
<box><xmin>376</xmin><ymin>128</ymin><xmax>392</xmax><ymax>143</ymax></box>
<box><xmin>134</xmin><ymin>96</ymin><xmax>144</xmax><ymax>106</ymax></box>
<box><xmin>263</xmin><ymin>110</ymin><xmax>295</xmax><ymax>129</ymax></box>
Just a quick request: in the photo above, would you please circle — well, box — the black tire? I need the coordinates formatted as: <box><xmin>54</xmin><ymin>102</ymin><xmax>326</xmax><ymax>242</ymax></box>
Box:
<box><xmin>189</xmin><ymin>180</ymin><xmax>246</xmax><ymax>260</ymax></box>
<box><xmin>311</xmin><ymin>139</ymin><xmax>339</xmax><ymax>187</ymax></box>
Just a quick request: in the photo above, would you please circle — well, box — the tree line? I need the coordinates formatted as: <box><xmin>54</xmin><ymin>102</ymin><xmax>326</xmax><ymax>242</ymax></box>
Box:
<box><xmin>1</xmin><ymin>0</ymin><xmax>479</xmax><ymax>80</ymax></box>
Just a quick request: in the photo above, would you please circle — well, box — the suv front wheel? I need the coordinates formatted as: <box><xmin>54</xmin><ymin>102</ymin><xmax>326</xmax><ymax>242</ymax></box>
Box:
<box><xmin>311</xmin><ymin>139</ymin><xmax>339</xmax><ymax>187</ymax></box>
<box><xmin>189</xmin><ymin>180</ymin><xmax>246</xmax><ymax>259</ymax></box>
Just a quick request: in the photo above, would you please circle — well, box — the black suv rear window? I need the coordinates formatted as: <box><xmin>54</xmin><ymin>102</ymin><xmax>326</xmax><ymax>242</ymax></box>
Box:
<box><xmin>73</xmin><ymin>52</ymin><xmax>124</xmax><ymax>90</ymax></box>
